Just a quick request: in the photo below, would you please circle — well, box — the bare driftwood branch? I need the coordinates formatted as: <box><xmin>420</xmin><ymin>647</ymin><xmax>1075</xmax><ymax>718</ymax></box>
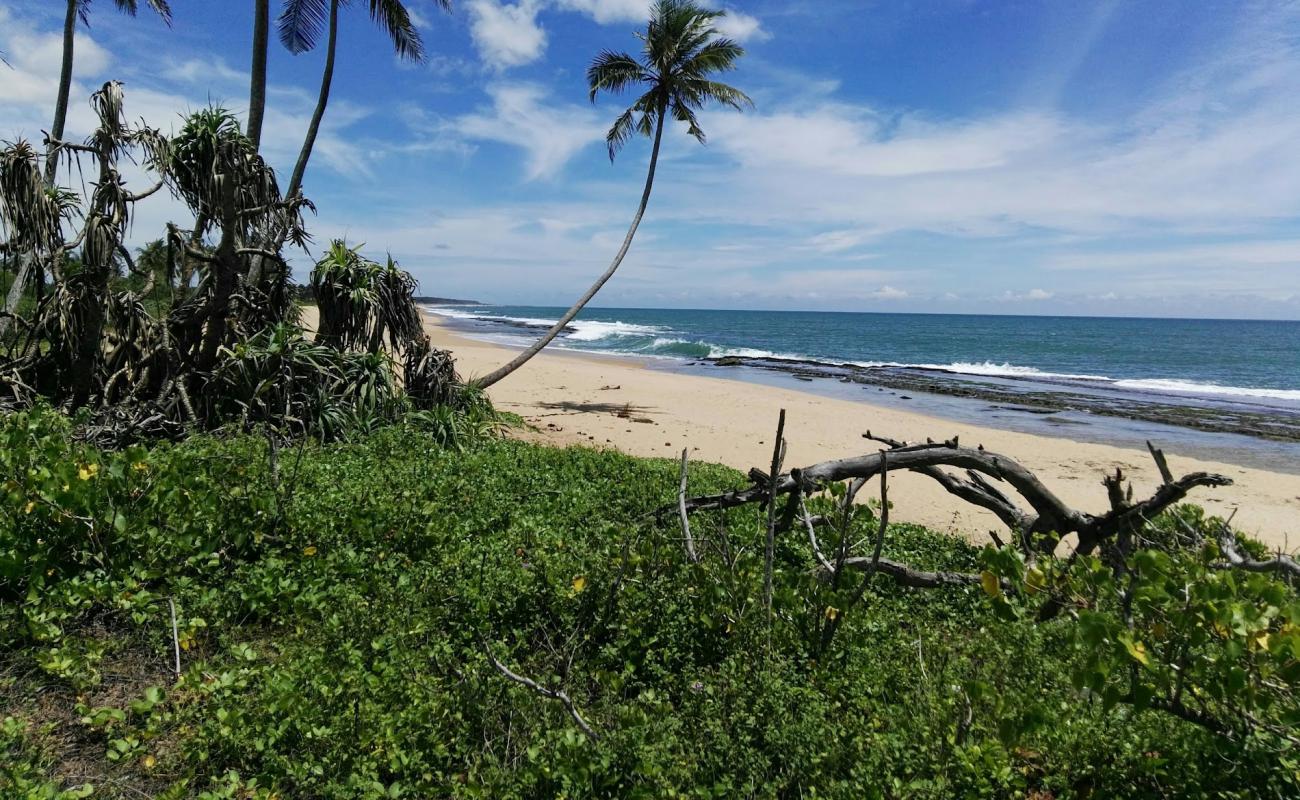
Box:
<box><xmin>1146</xmin><ymin>440</ymin><xmax>1174</xmax><ymax>485</ymax></box>
<box><xmin>1216</xmin><ymin>530</ymin><xmax>1300</xmax><ymax>580</ymax></box>
<box><xmin>764</xmin><ymin>409</ymin><xmax>786</xmax><ymax>623</ymax></box>
<box><xmin>839</xmin><ymin>557</ymin><xmax>984</xmax><ymax>588</ymax></box>
<box><xmin>671</xmin><ymin>434</ymin><xmax>1232</xmax><ymax>562</ymax></box>
<box><xmin>168</xmin><ymin>597</ymin><xmax>182</xmax><ymax>679</ymax></box>
<box><xmin>483</xmin><ymin>644</ymin><xmax>600</xmax><ymax>741</ymax></box>
<box><xmin>678</xmin><ymin>448</ymin><xmax>699</xmax><ymax>564</ymax></box>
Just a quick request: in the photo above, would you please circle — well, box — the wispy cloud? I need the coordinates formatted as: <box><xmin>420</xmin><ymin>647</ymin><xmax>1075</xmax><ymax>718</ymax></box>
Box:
<box><xmin>451</xmin><ymin>83</ymin><xmax>605</xmax><ymax>179</ymax></box>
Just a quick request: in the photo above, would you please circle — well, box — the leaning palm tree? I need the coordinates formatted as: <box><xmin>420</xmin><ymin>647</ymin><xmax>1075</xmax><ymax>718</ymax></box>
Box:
<box><xmin>278</xmin><ymin>0</ymin><xmax>445</xmax><ymax>201</ymax></box>
<box><xmin>474</xmin><ymin>0</ymin><xmax>750</xmax><ymax>389</ymax></box>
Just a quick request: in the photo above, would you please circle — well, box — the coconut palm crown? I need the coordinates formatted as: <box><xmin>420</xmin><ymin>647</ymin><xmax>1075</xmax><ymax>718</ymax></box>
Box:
<box><xmin>474</xmin><ymin>0</ymin><xmax>750</xmax><ymax>389</ymax></box>
<box><xmin>587</xmin><ymin>0</ymin><xmax>751</xmax><ymax>161</ymax></box>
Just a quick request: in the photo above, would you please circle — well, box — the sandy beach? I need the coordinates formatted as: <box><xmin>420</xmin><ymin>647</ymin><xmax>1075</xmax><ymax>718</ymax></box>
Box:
<box><xmin>405</xmin><ymin>310</ymin><xmax>1300</xmax><ymax>551</ymax></box>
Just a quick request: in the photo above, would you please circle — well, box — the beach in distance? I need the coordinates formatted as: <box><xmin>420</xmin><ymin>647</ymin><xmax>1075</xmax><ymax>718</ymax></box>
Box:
<box><xmin>419</xmin><ymin>306</ymin><xmax>1300</xmax><ymax>550</ymax></box>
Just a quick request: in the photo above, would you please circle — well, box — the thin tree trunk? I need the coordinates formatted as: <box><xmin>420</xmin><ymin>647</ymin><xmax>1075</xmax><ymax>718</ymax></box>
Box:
<box><xmin>247</xmin><ymin>0</ymin><xmax>270</xmax><ymax>149</ymax></box>
<box><xmin>474</xmin><ymin>108</ymin><xmax>667</xmax><ymax>389</ymax></box>
<box><xmin>45</xmin><ymin>0</ymin><xmax>79</xmax><ymax>184</ymax></box>
<box><xmin>7</xmin><ymin>0</ymin><xmax>80</xmax><ymax>333</ymax></box>
<box><xmin>0</xmin><ymin>254</ymin><xmax>32</xmax><ymax>339</ymax></box>
<box><xmin>285</xmin><ymin>0</ymin><xmax>339</xmax><ymax>202</ymax></box>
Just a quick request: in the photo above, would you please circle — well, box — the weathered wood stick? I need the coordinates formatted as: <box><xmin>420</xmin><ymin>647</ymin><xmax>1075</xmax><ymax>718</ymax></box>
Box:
<box><xmin>678</xmin><ymin>448</ymin><xmax>698</xmax><ymax>564</ymax></box>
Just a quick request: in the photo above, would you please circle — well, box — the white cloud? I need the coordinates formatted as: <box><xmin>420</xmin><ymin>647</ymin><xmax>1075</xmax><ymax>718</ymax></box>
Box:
<box><xmin>467</xmin><ymin>0</ymin><xmax>547</xmax><ymax>69</ymax></box>
<box><xmin>711</xmin><ymin>107</ymin><xmax>1066</xmax><ymax>179</ymax></box>
<box><xmin>715</xmin><ymin>9</ymin><xmax>770</xmax><ymax>43</ymax></box>
<box><xmin>552</xmin><ymin>0</ymin><xmax>649</xmax><ymax>24</ymax></box>
<box><xmin>164</xmin><ymin>57</ymin><xmax>246</xmax><ymax>87</ymax></box>
<box><xmin>870</xmin><ymin>285</ymin><xmax>908</xmax><ymax>299</ymax></box>
<box><xmin>553</xmin><ymin>1</ymin><xmax>769</xmax><ymax>43</ymax></box>
<box><xmin>1001</xmin><ymin>289</ymin><xmax>1054</xmax><ymax>302</ymax></box>
<box><xmin>0</xmin><ymin>6</ymin><xmax>113</xmax><ymax>136</ymax></box>
<box><xmin>1045</xmin><ymin>240</ymin><xmax>1300</xmax><ymax>272</ymax></box>
<box><xmin>451</xmin><ymin>84</ymin><xmax>605</xmax><ymax>179</ymax></box>
<box><xmin>806</xmin><ymin>228</ymin><xmax>877</xmax><ymax>254</ymax></box>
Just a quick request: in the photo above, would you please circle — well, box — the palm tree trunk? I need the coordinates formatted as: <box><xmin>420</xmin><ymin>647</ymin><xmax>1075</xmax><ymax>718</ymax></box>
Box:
<box><xmin>285</xmin><ymin>0</ymin><xmax>339</xmax><ymax>202</ymax></box>
<box><xmin>0</xmin><ymin>254</ymin><xmax>32</xmax><ymax>339</ymax></box>
<box><xmin>247</xmin><ymin>0</ymin><xmax>270</xmax><ymax>149</ymax></box>
<box><xmin>474</xmin><ymin>109</ymin><xmax>667</xmax><ymax>389</ymax></box>
<box><xmin>2</xmin><ymin>0</ymin><xmax>78</xmax><ymax>335</ymax></box>
<box><xmin>45</xmin><ymin>0</ymin><xmax>79</xmax><ymax>184</ymax></box>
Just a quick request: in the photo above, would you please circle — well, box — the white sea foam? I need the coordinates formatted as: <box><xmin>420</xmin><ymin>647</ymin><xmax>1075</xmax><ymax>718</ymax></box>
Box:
<box><xmin>425</xmin><ymin>307</ymin><xmax>484</xmax><ymax>320</ymax></box>
<box><xmin>425</xmin><ymin>308</ymin><xmax>1299</xmax><ymax>403</ymax></box>
<box><xmin>711</xmin><ymin>345</ymin><xmax>800</xmax><ymax>359</ymax></box>
<box><xmin>1113</xmin><ymin>379</ymin><xmax>1300</xmax><ymax>402</ymax></box>
<box><xmin>566</xmin><ymin>320</ymin><xmax>669</xmax><ymax>341</ymax></box>
<box><xmin>843</xmin><ymin>360</ymin><xmax>1106</xmax><ymax>380</ymax></box>
<box><xmin>426</xmin><ymin>307</ymin><xmax>667</xmax><ymax>340</ymax></box>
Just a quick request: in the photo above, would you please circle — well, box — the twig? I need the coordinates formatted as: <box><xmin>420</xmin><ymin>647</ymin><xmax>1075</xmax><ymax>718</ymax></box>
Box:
<box><xmin>678</xmin><ymin>448</ymin><xmax>699</xmax><ymax>563</ymax></box>
<box><xmin>801</xmin><ymin>495</ymin><xmax>834</xmax><ymax>572</ymax></box>
<box><xmin>483</xmin><ymin>644</ymin><xmax>600</xmax><ymax>741</ymax></box>
<box><xmin>167</xmin><ymin>597</ymin><xmax>181</xmax><ymax>679</ymax></box>
<box><xmin>764</xmin><ymin>409</ymin><xmax>786</xmax><ymax>626</ymax></box>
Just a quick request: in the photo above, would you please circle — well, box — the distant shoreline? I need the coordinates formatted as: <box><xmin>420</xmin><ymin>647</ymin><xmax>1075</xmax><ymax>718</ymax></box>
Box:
<box><xmin>428</xmin><ymin>305</ymin><xmax>1300</xmax><ymax>472</ymax></box>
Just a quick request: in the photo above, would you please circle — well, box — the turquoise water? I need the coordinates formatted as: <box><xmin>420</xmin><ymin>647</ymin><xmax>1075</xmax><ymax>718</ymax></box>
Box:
<box><xmin>434</xmin><ymin>305</ymin><xmax>1300</xmax><ymax>405</ymax></box>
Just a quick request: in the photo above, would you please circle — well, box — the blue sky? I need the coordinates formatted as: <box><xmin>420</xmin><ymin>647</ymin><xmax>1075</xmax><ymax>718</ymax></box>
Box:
<box><xmin>3</xmin><ymin>0</ymin><xmax>1300</xmax><ymax>318</ymax></box>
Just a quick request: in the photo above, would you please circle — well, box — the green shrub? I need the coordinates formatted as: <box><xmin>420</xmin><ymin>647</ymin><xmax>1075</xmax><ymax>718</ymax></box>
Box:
<box><xmin>2</xmin><ymin>408</ymin><xmax>1295</xmax><ymax>798</ymax></box>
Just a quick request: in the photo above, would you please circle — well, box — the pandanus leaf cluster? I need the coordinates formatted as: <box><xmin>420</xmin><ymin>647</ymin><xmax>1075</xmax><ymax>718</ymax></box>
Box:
<box><xmin>310</xmin><ymin>240</ymin><xmax>421</xmax><ymax>353</ymax></box>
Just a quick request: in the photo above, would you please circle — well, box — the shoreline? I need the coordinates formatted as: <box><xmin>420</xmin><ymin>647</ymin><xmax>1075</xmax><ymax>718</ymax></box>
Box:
<box><xmin>420</xmin><ymin>310</ymin><xmax>1300</xmax><ymax>550</ymax></box>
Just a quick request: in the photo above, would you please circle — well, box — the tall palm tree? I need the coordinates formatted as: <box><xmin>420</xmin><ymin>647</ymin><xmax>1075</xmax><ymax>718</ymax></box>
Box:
<box><xmin>474</xmin><ymin>0</ymin><xmax>751</xmax><ymax>389</ymax></box>
<box><xmin>278</xmin><ymin>0</ymin><xmax>444</xmax><ymax>201</ymax></box>
<box><xmin>247</xmin><ymin>0</ymin><xmax>270</xmax><ymax>150</ymax></box>
<box><xmin>45</xmin><ymin>0</ymin><xmax>173</xmax><ymax>183</ymax></box>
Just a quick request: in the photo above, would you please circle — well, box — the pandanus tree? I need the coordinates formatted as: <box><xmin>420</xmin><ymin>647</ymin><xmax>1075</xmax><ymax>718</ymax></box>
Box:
<box><xmin>474</xmin><ymin>0</ymin><xmax>751</xmax><ymax>389</ymax></box>
<box><xmin>47</xmin><ymin>0</ymin><xmax>173</xmax><ymax>183</ymax></box>
<box><xmin>1</xmin><ymin>0</ymin><xmax>171</xmax><ymax>330</ymax></box>
<box><xmin>278</xmin><ymin>0</ymin><xmax>443</xmax><ymax>202</ymax></box>
<box><xmin>3</xmin><ymin>82</ymin><xmax>463</xmax><ymax>442</ymax></box>
<box><xmin>310</xmin><ymin>240</ymin><xmax>421</xmax><ymax>352</ymax></box>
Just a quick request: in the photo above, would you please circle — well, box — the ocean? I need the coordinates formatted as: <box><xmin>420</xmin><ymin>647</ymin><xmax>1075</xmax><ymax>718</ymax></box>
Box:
<box><xmin>430</xmin><ymin>305</ymin><xmax>1300</xmax><ymax>472</ymax></box>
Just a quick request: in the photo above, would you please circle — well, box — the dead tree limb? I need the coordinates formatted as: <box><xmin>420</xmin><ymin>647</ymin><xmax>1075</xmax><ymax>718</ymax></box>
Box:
<box><xmin>1216</xmin><ymin>530</ymin><xmax>1300</xmax><ymax>580</ymax></box>
<box><xmin>838</xmin><ymin>557</ymin><xmax>984</xmax><ymax>589</ymax></box>
<box><xmin>678</xmin><ymin>448</ymin><xmax>699</xmax><ymax>564</ymax></box>
<box><xmin>764</xmin><ymin>409</ymin><xmax>786</xmax><ymax>622</ymax></box>
<box><xmin>483</xmin><ymin>644</ymin><xmax>600</xmax><ymax>741</ymax></box>
<box><xmin>669</xmin><ymin>435</ymin><xmax>1232</xmax><ymax>564</ymax></box>
<box><xmin>1147</xmin><ymin>440</ymin><xmax>1174</xmax><ymax>485</ymax></box>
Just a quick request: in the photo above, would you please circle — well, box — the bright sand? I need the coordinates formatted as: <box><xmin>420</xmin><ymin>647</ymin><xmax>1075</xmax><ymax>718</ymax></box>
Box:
<box><xmin>311</xmin><ymin>307</ymin><xmax>1300</xmax><ymax>550</ymax></box>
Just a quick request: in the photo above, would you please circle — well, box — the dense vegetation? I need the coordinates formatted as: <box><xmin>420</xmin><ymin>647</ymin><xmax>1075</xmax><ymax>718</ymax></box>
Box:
<box><xmin>3</xmin><ymin>407</ymin><xmax>1296</xmax><ymax>799</ymax></box>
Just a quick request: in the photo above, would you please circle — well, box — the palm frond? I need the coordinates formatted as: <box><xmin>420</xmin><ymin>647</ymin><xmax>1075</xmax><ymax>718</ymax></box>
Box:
<box><xmin>605</xmin><ymin>108</ymin><xmax>636</xmax><ymax>161</ymax></box>
<box><xmin>278</xmin><ymin>0</ymin><xmax>329</xmax><ymax>54</ymax></box>
<box><xmin>677</xmin><ymin>38</ymin><xmax>745</xmax><ymax>78</ymax></box>
<box><xmin>669</xmin><ymin>100</ymin><xmax>704</xmax><ymax>144</ymax></box>
<box><xmin>144</xmin><ymin>0</ymin><xmax>171</xmax><ymax>24</ymax></box>
<box><xmin>100</xmin><ymin>0</ymin><xmax>171</xmax><ymax>24</ymax></box>
<box><xmin>587</xmin><ymin>50</ymin><xmax>649</xmax><ymax>101</ymax></box>
<box><xmin>368</xmin><ymin>0</ymin><xmax>426</xmax><ymax>62</ymax></box>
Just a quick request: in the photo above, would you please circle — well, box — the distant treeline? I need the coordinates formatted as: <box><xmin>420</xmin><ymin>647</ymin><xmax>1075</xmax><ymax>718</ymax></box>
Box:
<box><xmin>286</xmin><ymin>283</ymin><xmax>480</xmax><ymax>307</ymax></box>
